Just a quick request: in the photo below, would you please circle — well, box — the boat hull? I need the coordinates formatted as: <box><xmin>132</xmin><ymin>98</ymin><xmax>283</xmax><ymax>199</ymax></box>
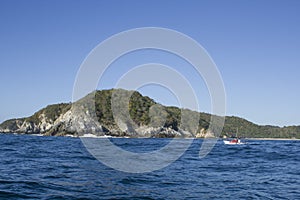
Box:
<box><xmin>223</xmin><ymin>140</ymin><xmax>244</xmax><ymax>145</ymax></box>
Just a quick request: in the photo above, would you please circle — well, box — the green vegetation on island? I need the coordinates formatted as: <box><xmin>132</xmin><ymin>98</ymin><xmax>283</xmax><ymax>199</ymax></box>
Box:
<box><xmin>0</xmin><ymin>89</ymin><xmax>299</xmax><ymax>138</ymax></box>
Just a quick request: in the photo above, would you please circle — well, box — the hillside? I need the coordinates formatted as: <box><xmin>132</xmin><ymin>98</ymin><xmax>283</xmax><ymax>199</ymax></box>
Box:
<box><xmin>0</xmin><ymin>89</ymin><xmax>299</xmax><ymax>138</ymax></box>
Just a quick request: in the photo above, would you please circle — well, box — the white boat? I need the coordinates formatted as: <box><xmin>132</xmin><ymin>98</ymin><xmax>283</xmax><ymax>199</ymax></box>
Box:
<box><xmin>223</xmin><ymin>139</ymin><xmax>244</xmax><ymax>145</ymax></box>
<box><xmin>223</xmin><ymin>128</ymin><xmax>245</xmax><ymax>145</ymax></box>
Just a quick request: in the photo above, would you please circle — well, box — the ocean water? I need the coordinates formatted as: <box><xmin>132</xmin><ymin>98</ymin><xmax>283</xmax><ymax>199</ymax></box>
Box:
<box><xmin>0</xmin><ymin>134</ymin><xmax>299</xmax><ymax>199</ymax></box>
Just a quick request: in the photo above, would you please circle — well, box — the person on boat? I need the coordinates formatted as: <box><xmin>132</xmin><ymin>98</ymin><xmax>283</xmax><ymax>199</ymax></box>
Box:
<box><xmin>231</xmin><ymin>138</ymin><xmax>237</xmax><ymax>143</ymax></box>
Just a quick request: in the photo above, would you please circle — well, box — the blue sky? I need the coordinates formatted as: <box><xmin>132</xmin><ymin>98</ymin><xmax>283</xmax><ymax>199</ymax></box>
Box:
<box><xmin>0</xmin><ymin>0</ymin><xmax>299</xmax><ymax>127</ymax></box>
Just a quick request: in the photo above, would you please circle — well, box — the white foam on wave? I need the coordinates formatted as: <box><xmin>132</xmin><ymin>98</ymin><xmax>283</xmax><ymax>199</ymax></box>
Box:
<box><xmin>79</xmin><ymin>134</ymin><xmax>113</xmax><ymax>138</ymax></box>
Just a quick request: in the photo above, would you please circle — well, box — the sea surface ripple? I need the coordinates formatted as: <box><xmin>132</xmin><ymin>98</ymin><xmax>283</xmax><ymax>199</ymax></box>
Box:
<box><xmin>0</xmin><ymin>134</ymin><xmax>299</xmax><ymax>199</ymax></box>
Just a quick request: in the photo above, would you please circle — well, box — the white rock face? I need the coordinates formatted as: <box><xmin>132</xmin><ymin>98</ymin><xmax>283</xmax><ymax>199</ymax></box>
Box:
<box><xmin>195</xmin><ymin>128</ymin><xmax>215</xmax><ymax>138</ymax></box>
<box><xmin>51</xmin><ymin>108</ymin><xmax>105</xmax><ymax>136</ymax></box>
<box><xmin>18</xmin><ymin>121</ymin><xmax>34</xmax><ymax>133</ymax></box>
<box><xmin>38</xmin><ymin>114</ymin><xmax>53</xmax><ymax>132</ymax></box>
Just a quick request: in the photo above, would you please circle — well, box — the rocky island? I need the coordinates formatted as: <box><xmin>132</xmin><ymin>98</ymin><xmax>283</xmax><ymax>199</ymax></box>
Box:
<box><xmin>1</xmin><ymin>89</ymin><xmax>299</xmax><ymax>139</ymax></box>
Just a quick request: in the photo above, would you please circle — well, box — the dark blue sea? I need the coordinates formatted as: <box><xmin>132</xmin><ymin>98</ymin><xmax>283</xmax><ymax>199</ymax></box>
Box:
<box><xmin>0</xmin><ymin>134</ymin><xmax>299</xmax><ymax>199</ymax></box>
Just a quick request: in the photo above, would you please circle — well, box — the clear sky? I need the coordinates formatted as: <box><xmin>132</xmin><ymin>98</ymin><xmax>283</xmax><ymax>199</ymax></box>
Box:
<box><xmin>0</xmin><ymin>0</ymin><xmax>299</xmax><ymax>127</ymax></box>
